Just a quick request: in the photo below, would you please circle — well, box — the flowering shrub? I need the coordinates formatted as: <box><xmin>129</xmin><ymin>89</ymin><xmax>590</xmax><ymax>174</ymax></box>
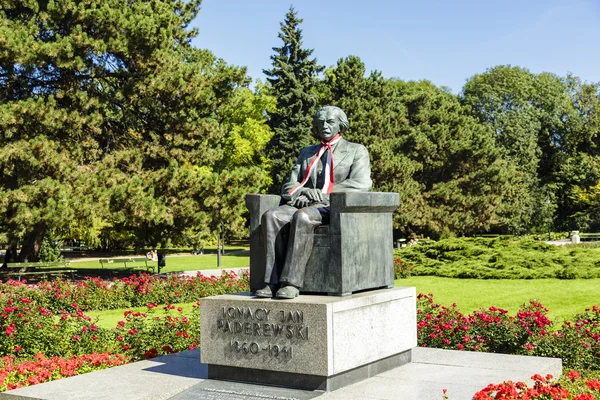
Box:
<box><xmin>394</xmin><ymin>258</ymin><xmax>413</xmax><ymax>279</ymax></box>
<box><xmin>0</xmin><ymin>352</ymin><xmax>127</xmax><ymax>391</ymax></box>
<box><xmin>113</xmin><ymin>302</ymin><xmax>200</xmax><ymax>360</ymax></box>
<box><xmin>417</xmin><ymin>293</ymin><xmax>552</xmax><ymax>354</ymax></box>
<box><xmin>0</xmin><ymin>270</ymin><xmax>247</xmax><ymax>391</ymax></box>
<box><xmin>0</xmin><ymin>270</ymin><xmax>248</xmax><ymax>312</ymax></box>
<box><xmin>474</xmin><ymin>372</ymin><xmax>600</xmax><ymax>399</ymax></box>
<box><xmin>0</xmin><ymin>295</ymin><xmax>113</xmax><ymax>358</ymax></box>
<box><xmin>534</xmin><ymin>306</ymin><xmax>600</xmax><ymax>371</ymax></box>
<box><xmin>417</xmin><ymin>293</ymin><xmax>600</xmax><ymax>370</ymax></box>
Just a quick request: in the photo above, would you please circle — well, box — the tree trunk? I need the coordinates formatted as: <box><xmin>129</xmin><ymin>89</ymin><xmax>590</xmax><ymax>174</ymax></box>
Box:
<box><xmin>18</xmin><ymin>222</ymin><xmax>46</xmax><ymax>262</ymax></box>
<box><xmin>1</xmin><ymin>242</ymin><xmax>18</xmax><ymax>268</ymax></box>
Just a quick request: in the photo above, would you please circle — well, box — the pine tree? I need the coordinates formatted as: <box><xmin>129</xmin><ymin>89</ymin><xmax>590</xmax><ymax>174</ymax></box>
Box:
<box><xmin>0</xmin><ymin>0</ymin><xmax>252</xmax><ymax>262</ymax></box>
<box><xmin>263</xmin><ymin>7</ymin><xmax>323</xmax><ymax>193</ymax></box>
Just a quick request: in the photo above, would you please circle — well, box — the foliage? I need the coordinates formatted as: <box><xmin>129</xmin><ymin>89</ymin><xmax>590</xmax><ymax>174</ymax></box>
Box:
<box><xmin>395</xmin><ymin>237</ymin><xmax>600</xmax><ymax>279</ymax></box>
<box><xmin>0</xmin><ymin>352</ymin><xmax>127</xmax><ymax>391</ymax></box>
<box><xmin>263</xmin><ymin>7</ymin><xmax>323</xmax><ymax>192</ymax></box>
<box><xmin>0</xmin><ymin>0</ymin><xmax>268</xmax><ymax>262</ymax></box>
<box><xmin>0</xmin><ymin>271</ymin><xmax>249</xmax><ymax>312</ymax></box>
<box><xmin>320</xmin><ymin>57</ymin><xmax>526</xmax><ymax>237</ymax></box>
<box><xmin>37</xmin><ymin>231</ymin><xmax>63</xmax><ymax>263</ymax></box>
<box><xmin>473</xmin><ymin>373</ymin><xmax>600</xmax><ymax>400</ymax></box>
<box><xmin>417</xmin><ymin>294</ymin><xmax>600</xmax><ymax>371</ymax></box>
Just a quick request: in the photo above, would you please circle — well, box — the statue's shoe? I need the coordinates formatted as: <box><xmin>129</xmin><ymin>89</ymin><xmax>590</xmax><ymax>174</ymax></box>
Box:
<box><xmin>255</xmin><ymin>285</ymin><xmax>273</xmax><ymax>298</ymax></box>
<box><xmin>276</xmin><ymin>285</ymin><xmax>299</xmax><ymax>299</ymax></box>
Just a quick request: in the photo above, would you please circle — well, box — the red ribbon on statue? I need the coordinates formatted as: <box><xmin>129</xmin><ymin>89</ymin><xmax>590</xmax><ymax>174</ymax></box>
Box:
<box><xmin>288</xmin><ymin>134</ymin><xmax>342</xmax><ymax>196</ymax></box>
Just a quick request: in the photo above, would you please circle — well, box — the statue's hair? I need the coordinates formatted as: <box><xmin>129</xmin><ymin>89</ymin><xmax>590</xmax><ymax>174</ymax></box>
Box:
<box><xmin>313</xmin><ymin>106</ymin><xmax>349</xmax><ymax>133</ymax></box>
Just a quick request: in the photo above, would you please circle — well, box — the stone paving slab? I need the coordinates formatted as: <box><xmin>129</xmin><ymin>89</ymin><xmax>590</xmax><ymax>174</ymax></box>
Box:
<box><xmin>170</xmin><ymin>380</ymin><xmax>320</xmax><ymax>400</ymax></box>
<box><xmin>0</xmin><ymin>350</ymin><xmax>205</xmax><ymax>400</ymax></box>
<box><xmin>1</xmin><ymin>348</ymin><xmax>561</xmax><ymax>400</ymax></box>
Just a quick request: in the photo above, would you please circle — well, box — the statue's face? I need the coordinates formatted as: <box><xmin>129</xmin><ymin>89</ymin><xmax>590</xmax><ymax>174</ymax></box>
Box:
<box><xmin>315</xmin><ymin>110</ymin><xmax>341</xmax><ymax>142</ymax></box>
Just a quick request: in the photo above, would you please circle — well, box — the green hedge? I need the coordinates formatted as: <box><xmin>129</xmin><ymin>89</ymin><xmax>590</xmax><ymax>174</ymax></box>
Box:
<box><xmin>395</xmin><ymin>236</ymin><xmax>600</xmax><ymax>279</ymax></box>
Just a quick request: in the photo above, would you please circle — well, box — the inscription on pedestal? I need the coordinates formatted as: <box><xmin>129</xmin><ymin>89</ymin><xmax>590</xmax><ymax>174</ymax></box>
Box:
<box><xmin>216</xmin><ymin>307</ymin><xmax>309</xmax><ymax>362</ymax></box>
<box><xmin>201</xmin><ymin>297</ymin><xmax>329</xmax><ymax>375</ymax></box>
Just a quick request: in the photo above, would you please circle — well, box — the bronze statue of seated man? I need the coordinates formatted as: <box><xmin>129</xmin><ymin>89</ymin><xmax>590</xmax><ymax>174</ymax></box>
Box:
<box><xmin>256</xmin><ymin>106</ymin><xmax>372</xmax><ymax>299</ymax></box>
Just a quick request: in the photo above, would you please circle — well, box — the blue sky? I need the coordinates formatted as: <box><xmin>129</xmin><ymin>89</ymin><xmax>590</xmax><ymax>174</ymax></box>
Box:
<box><xmin>191</xmin><ymin>0</ymin><xmax>600</xmax><ymax>93</ymax></box>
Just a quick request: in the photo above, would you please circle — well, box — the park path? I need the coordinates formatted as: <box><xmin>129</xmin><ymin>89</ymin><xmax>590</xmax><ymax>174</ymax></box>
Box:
<box><xmin>178</xmin><ymin>267</ymin><xmax>249</xmax><ymax>278</ymax></box>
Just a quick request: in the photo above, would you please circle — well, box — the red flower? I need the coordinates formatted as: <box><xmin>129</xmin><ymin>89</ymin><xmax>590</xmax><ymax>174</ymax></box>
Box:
<box><xmin>531</xmin><ymin>374</ymin><xmax>546</xmax><ymax>383</ymax></box>
<box><xmin>574</xmin><ymin>394</ymin><xmax>595</xmax><ymax>400</ymax></box>
<box><xmin>567</xmin><ymin>370</ymin><xmax>581</xmax><ymax>381</ymax></box>
<box><xmin>587</xmin><ymin>379</ymin><xmax>600</xmax><ymax>390</ymax></box>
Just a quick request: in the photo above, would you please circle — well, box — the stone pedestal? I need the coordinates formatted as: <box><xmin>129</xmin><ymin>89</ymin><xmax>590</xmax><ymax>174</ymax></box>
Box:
<box><xmin>200</xmin><ymin>287</ymin><xmax>416</xmax><ymax>391</ymax></box>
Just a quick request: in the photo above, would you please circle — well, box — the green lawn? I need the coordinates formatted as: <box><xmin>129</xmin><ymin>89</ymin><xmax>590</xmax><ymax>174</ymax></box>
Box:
<box><xmin>397</xmin><ymin>276</ymin><xmax>600</xmax><ymax>323</ymax></box>
<box><xmin>88</xmin><ymin>277</ymin><xmax>600</xmax><ymax>329</ymax></box>
<box><xmin>69</xmin><ymin>254</ymin><xmax>249</xmax><ymax>273</ymax></box>
<box><xmin>90</xmin><ymin>302</ymin><xmax>197</xmax><ymax>329</ymax></box>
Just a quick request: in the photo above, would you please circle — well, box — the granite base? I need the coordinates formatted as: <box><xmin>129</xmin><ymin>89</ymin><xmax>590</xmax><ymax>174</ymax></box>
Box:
<box><xmin>208</xmin><ymin>349</ymin><xmax>411</xmax><ymax>391</ymax></box>
<box><xmin>200</xmin><ymin>287</ymin><xmax>417</xmax><ymax>391</ymax></box>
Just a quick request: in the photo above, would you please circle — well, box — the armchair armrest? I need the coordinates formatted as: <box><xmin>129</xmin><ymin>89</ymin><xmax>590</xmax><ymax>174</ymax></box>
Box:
<box><xmin>246</xmin><ymin>194</ymin><xmax>282</xmax><ymax>233</ymax></box>
<box><xmin>330</xmin><ymin>192</ymin><xmax>400</xmax><ymax>213</ymax></box>
<box><xmin>329</xmin><ymin>192</ymin><xmax>399</xmax><ymax>237</ymax></box>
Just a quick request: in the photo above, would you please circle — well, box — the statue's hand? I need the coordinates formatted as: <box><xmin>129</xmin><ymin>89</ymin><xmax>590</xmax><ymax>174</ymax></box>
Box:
<box><xmin>301</xmin><ymin>188</ymin><xmax>324</xmax><ymax>203</ymax></box>
<box><xmin>291</xmin><ymin>195</ymin><xmax>310</xmax><ymax>208</ymax></box>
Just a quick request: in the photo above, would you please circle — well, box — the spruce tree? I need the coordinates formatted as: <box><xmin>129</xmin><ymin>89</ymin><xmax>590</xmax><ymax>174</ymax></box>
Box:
<box><xmin>263</xmin><ymin>7</ymin><xmax>323</xmax><ymax>193</ymax></box>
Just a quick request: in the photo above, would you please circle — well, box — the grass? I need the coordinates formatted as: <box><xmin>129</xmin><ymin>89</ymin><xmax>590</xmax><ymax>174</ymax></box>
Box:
<box><xmin>89</xmin><ymin>302</ymin><xmax>197</xmax><ymax>329</ymax></box>
<box><xmin>68</xmin><ymin>254</ymin><xmax>249</xmax><ymax>273</ymax></box>
<box><xmin>397</xmin><ymin>276</ymin><xmax>600</xmax><ymax>323</ymax></box>
<box><xmin>89</xmin><ymin>277</ymin><xmax>600</xmax><ymax>328</ymax></box>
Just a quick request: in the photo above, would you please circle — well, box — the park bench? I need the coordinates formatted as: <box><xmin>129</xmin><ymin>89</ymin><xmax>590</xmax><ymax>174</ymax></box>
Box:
<box><xmin>577</xmin><ymin>233</ymin><xmax>600</xmax><ymax>242</ymax></box>
<box><xmin>98</xmin><ymin>258</ymin><xmax>155</xmax><ymax>273</ymax></box>
<box><xmin>2</xmin><ymin>261</ymin><xmax>76</xmax><ymax>280</ymax></box>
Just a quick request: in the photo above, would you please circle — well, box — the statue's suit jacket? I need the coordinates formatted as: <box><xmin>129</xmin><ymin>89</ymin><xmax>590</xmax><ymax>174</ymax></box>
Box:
<box><xmin>281</xmin><ymin>138</ymin><xmax>373</xmax><ymax>203</ymax></box>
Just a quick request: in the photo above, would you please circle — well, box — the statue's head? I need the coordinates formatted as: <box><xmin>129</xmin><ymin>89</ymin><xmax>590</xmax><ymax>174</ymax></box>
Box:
<box><xmin>313</xmin><ymin>106</ymin><xmax>349</xmax><ymax>142</ymax></box>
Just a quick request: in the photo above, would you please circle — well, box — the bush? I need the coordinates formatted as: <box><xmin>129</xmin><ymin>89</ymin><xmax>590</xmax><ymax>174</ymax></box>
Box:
<box><xmin>417</xmin><ymin>294</ymin><xmax>599</xmax><ymax>371</ymax></box>
<box><xmin>38</xmin><ymin>232</ymin><xmax>63</xmax><ymax>263</ymax></box>
<box><xmin>417</xmin><ymin>293</ymin><xmax>552</xmax><ymax>354</ymax></box>
<box><xmin>473</xmin><ymin>371</ymin><xmax>600</xmax><ymax>399</ymax></box>
<box><xmin>395</xmin><ymin>237</ymin><xmax>600</xmax><ymax>279</ymax></box>
<box><xmin>394</xmin><ymin>258</ymin><xmax>413</xmax><ymax>279</ymax></box>
<box><xmin>0</xmin><ymin>270</ymin><xmax>249</xmax><ymax>312</ymax></box>
<box><xmin>0</xmin><ymin>352</ymin><xmax>127</xmax><ymax>391</ymax></box>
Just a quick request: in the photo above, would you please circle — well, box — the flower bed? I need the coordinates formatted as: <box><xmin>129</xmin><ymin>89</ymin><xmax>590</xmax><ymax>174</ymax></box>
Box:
<box><xmin>0</xmin><ymin>352</ymin><xmax>127</xmax><ymax>391</ymax></box>
<box><xmin>474</xmin><ymin>372</ymin><xmax>600</xmax><ymax>399</ymax></box>
<box><xmin>1</xmin><ymin>271</ymin><xmax>248</xmax><ymax>312</ymax></box>
<box><xmin>417</xmin><ymin>293</ymin><xmax>600</xmax><ymax>370</ymax></box>
<box><xmin>0</xmin><ymin>271</ymin><xmax>249</xmax><ymax>391</ymax></box>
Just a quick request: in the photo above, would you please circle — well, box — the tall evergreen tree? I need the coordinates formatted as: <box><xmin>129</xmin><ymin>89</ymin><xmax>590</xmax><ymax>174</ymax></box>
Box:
<box><xmin>263</xmin><ymin>7</ymin><xmax>323</xmax><ymax>192</ymax></box>
<box><xmin>0</xmin><ymin>0</ymin><xmax>257</xmax><ymax>262</ymax></box>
